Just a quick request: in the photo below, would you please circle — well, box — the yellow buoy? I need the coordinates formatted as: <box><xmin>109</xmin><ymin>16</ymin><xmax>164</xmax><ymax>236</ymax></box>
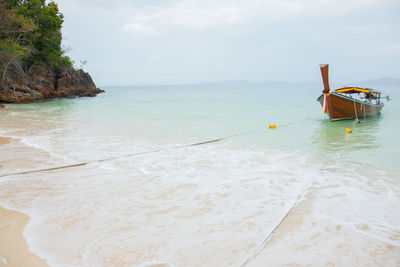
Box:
<box><xmin>345</xmin><ymin>128</ymin><xmax>352</xmax><ymax>133</ymax></box>
<box><xmin>272</xmin><ymin>124</ymin><xmax>276</xmax><ymax>128</ymax></box>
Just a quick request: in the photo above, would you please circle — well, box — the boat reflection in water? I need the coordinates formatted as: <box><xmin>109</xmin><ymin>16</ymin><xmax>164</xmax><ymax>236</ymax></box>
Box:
<box><xmin>312</xmin><ymin>115</ymin><xmax>382</xmax><ymax>155</ymax></box>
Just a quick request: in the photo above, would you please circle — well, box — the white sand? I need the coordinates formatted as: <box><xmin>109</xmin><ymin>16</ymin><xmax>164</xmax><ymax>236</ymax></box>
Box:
<box><xmin>0</xmin><ymin>207</ymin><xmax>49</xmax><ymax>267</ymax></box>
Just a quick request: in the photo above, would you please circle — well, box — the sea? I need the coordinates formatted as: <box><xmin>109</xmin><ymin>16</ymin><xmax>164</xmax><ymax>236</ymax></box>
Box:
<box><xmin>1</xmin><ymin>82</ymin><xmax>400</xmax><ymax>266</ymax></box>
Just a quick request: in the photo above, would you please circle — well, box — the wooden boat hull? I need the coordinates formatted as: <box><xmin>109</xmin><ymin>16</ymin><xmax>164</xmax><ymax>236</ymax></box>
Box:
<box><xmin>317</xmin><ymin>92</ymin><xmax>383</xmax><ymax>121</ymax></box>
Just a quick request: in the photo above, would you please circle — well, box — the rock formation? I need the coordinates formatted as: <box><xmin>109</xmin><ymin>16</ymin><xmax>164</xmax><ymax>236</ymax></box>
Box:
<box><xmin>0</xmin><ymin>62</ymin><xmax>104</xmax><ymax>103</ymax></box>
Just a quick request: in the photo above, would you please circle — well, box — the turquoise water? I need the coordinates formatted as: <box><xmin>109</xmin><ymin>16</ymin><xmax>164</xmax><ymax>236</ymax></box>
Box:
<box><xmin>1</xmin><ymin>83</ymin><xmax>400</xmax><ymax>266</ymax></box>
<box><xmin>4</xmin><ymin>83</ymin><xmax>399</xmax><ymax>169</ymax></box>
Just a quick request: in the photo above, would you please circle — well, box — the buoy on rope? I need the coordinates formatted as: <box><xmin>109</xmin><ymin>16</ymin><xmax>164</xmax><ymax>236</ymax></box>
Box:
<box><xmin>268</xmin><ymin>124</ymin><xmax>277</xmax><ymax>129</ymax></box>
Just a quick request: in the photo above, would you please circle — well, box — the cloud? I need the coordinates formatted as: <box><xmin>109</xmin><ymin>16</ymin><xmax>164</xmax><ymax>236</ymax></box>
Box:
<box><xmin>58</xmin><ymin>0</ymin><xmax>397</xmax><ymax>36</ymax></box>
<box><xmin>119</xmin><ymin>0</ymin><xmax>394</xmax><ymax>36</ymax></box>
<box><xmin>55</xmin><ymin>0</ymin><xmax>400</xmax><ymax>85</ymax></box>
<box><xmin>122</xmin><ymin>23</ymin><xmax>156</xmax><ymax>35</ymax></box>
<box><xmin>121</xmin><ymin>2</ymin><xmax>244</xmax><ymax>36</ymax></box>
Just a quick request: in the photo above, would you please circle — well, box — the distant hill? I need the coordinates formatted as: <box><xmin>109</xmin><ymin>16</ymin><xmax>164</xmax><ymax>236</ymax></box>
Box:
<box><xmin>211</xmin><ymin>80</ymin><xmax>296</xmax><ymax>86</ymax></box>
<box><xmin>198</xmin><ymin>77</ymin><xmax>399</xmax><ymax>88</ymax></box>
<box><xmin>358</xmin><ymin>76</ymin><xmax>400</xmax><ymax>85</ymax></box>
<box><xmin>214</xmin><ymin>80</ymin><xmax>251</xmax><ymax>85</ymax></box>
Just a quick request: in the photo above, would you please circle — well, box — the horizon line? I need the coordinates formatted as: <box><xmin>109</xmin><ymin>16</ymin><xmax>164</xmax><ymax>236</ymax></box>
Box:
<box><xmin>97</xmin><ymin>76</ymin><xmax>400</xmax><ymax>88</ymax></box>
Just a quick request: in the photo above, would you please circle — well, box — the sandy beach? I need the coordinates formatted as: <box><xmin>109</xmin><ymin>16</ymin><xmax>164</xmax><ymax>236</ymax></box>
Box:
<box><xmin>0</xmin><ymin>137</ymin><xmax>11</xmax><ymax>146</ymax></box>
<box><xmin>1</xmin><ymin>85</ymin><xmax>400</xmax><ymax>266</ymax></box>
<box><xmin>0</xmin><ymin>137</ymin><xmax>48</xmax><ymax>266</ymax></box>
<box><xmin>0</xmin><ymin>207</ymin><xmax>48</xmax><ymax>267</ymax></box>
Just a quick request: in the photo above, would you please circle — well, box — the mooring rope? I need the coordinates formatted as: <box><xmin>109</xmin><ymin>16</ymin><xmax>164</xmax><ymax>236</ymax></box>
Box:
<box><xmin>353</xmin><ymin>100</ymin><xmax>358</xmax><ymax>122</ymax></box>
<box><xmin>0</xmin><ymin>141</ymin><xmax>218</xmax><ymax>178</ymax></box>
<box><xmin>0</xmin><ymin>119</ymin><xmax>308</xmax><ymax>178</ymax></box>
<box><xmin>241</xmin><ymin>109</ymin><xmax>367</xmax><ymax>266</ymax></box>
<box><xmin>0</xmin><ymin>162</ymin><xmax>89</xmax><ymax>177</ymax></box>
<box><xmin>0</xmin><ymin>118</ymin><xmax>334</xmax><ymax>265</ymax></box>
<box><xmin>240</xmin><ymin>157</ymin><xmax>332</xmax><ymax>266</ymax></box>
<box><xmin>0</xmin><ymin>130</ymin><xmax>257</xmax><ymax>178</ymax></box>
<box><xmin>363</xmin><ymin>103</ymin><xmax>366</xmax><ymax>120</ymax></box>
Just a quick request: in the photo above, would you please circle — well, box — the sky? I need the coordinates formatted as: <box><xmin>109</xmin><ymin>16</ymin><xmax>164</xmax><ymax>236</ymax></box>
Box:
<box><xmin>55</xmin><ymin>0</ymin><xmax>400</xmax><ymax>86</ymax></box>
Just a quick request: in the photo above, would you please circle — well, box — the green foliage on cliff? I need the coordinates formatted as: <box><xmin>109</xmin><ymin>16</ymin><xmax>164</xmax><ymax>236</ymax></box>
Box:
<box><xmin>0</xmin><ymin>0</ymin><xmax>72</xmax><ymax>78</ymax></box>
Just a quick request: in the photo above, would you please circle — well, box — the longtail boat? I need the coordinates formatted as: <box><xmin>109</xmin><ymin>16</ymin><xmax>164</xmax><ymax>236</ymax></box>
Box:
<box><xmin>317</xmin><ymin>64</ymin><xmax>384</xmax><ymax>121</ymax></box>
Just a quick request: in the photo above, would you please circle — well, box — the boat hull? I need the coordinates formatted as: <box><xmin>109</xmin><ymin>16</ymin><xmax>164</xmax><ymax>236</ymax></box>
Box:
<box><xmin>317</xmin><ymin>92</ymin><xmax>383</xmax><ymax>121</ymax></box>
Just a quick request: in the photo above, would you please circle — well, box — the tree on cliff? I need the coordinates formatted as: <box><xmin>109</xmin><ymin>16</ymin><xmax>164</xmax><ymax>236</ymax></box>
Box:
<box><xmin>15</xmin><ymin>0</ymin><xmax>72</xmax><ymax>67</ymax></box>
<box><xmin>0</xmin><ymin>0</ymin><xmax>72</xmax><ymax>89</ymax></box>
<box><xmin>0</xmin><ymin>1</ymin><xmax>36</xmax><ymax>88</ymax></box>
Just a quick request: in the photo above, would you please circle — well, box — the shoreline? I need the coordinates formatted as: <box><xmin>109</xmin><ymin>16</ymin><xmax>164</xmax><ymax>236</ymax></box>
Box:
<box><xmin>0</xmin><ymin>206</ymin><xmax>49</xmax><ymax>267</ymax></box>
<box><xmin>0</xmin><ymin>137</ymin><xmax>49</xmax><ymax>266</ymax></box>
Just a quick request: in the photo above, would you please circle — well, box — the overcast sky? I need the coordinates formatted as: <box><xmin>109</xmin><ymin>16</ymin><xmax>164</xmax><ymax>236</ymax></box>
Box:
<box><xmin>56</xmin><ymin>0</ymin><xmax>400</xmax><ymax>86</ymax></box>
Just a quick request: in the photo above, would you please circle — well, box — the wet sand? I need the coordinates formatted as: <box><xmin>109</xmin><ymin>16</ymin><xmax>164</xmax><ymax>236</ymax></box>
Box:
<box><xmin>0</xmin><ymin>136</ymin><xmax>48</xmax><ymax>266</ymax></box>
<box><xmin>1</xmin><ymin>137</ymin><xmax>48</xmax><ymax>266</ymax></box>
<box><xmin>0</xmin><ymin>137</ymin><xmax>11</xmax><ymax>146</ymax></box>
<box><xmin>246</xmin><ymin>190</ymin><xmax>400</xmax><ymax>266</ymax></box>
<box><xmin>0</xmin><ymin>207</ymin><xmax>49</xmax><ymax>267</ymax></box>
<box><xmin>0</xmin><ymin>136</ymin><xmax>11</xmax><ymax>172</ymax></box>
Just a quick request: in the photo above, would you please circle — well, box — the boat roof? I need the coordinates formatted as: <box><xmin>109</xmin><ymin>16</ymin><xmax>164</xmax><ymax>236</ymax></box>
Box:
<box><xmin>335</xmin><ymin>87</ymin><xmax>381</xmax><ymax>95</ymax></box>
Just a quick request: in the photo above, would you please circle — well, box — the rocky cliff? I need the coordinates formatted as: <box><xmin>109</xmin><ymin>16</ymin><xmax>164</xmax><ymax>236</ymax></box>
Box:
<box><xmin>0</xmin><ymin>62</ymin><xmax>104</xmax><ymax>103</ymax></box>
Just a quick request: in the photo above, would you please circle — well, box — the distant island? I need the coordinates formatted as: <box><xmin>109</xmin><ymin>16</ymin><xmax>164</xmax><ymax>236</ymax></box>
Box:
<box><xmin>358</xmin><ymin>76</ymin><xmax>400</xmax><ymax>85</ymax></box>
<box><xmin>0</xmin><ymin>0</ymin><xmax>103</xmax><ymax>104</ymax></box>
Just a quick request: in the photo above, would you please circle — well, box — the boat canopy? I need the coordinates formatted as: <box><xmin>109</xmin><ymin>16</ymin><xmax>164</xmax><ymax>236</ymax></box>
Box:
<box><xmin>335</xmin><ymin>87</ymin><xmax>381</xmax><ymax>95</ymax></box>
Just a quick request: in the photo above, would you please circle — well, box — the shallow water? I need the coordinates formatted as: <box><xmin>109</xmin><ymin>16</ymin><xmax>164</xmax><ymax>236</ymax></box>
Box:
<box><xmin>1</xmin><ymin>83</ymin><xmax>400</xmax><ymax>266</ymax></box>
